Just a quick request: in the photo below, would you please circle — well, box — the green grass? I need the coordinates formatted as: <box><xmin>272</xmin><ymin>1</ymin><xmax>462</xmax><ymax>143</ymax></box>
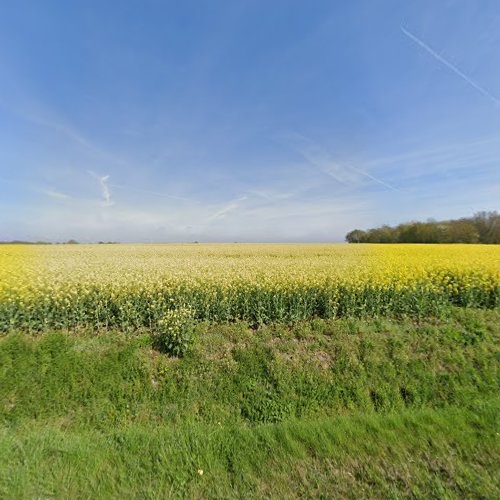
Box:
<box><xmin>0</xmin><ymin>308</ymin><xmax>499</xmax><ymax>497</ymax></box>
<box><xmin>1</xmin><ymin>403</ymin><xmax>498</xmax><ymax>499</ymax></box>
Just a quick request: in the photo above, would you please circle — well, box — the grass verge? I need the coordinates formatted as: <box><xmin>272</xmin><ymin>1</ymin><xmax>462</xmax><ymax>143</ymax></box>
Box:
<box><xmin>0</xmin><ymin>402</ymin><xmax>498</xmax><ymax>498</ymax></box>
<box><xmin>0</xmin><ymin>308</ymin><xmax>498</xmax><ymax>497</ymax></box>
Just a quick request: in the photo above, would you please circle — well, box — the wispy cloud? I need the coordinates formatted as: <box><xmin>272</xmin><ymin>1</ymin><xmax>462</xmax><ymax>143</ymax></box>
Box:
<box><xmin>88</xmin><ymin>171</ymin><xmax>113</xmax><ymax>206</ymax></box>
<box><xmin>246</xmin><ymin>189</ymin><xmax>296</xmax><ymax>202</ymax></box>
<box><xmin>43</xmin><ymin>189</ymin><xmax>70</xmax><ymax>200</ymax></box>
<box><xmin>345</xmin><ymin>164</ymin><xmax>398</xmax><ymax>191</ymax></box>
<box><xmin>355</xmin><ymin>134</ymin><xmax>500</xmax><ymax>188</ymax></box>
<box><xmin>207</xmin><ymin>195</ymin><xmax>248</xmax><ymax>221</ymax></box>
<box><xmin>289</xmin><ymin>133</ymin><xmax>398</xmax><ymax>191</ymax></box>
<box><xmin>7</xmin><ymin>100</ymin><xmax>129</xmax><ymax>167</ymax></box>
<box><xmin>361</xmin><ymin>135</ymin><xmax>500</xmax><ymax>170</ymax></box>
<box><xmin>401</xmin><ymin>26</ymin><xmax>500</xmax><ymax>106</ymax></box>
<box><xmin>25</xmin><ymin>114</ymin><xmax>98</xmax><ymax>151</ymax></box>
<box><xmin>109</xmin><ymin>183</ymin><xmax>196</xmax><ymax>203</ymax></box>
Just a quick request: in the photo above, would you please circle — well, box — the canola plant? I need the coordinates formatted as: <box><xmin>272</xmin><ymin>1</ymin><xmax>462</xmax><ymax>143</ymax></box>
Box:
<box><xmin>0</xmin><ymin>243</ymin><xmax>498</xmax><ymax>331</ymax></box>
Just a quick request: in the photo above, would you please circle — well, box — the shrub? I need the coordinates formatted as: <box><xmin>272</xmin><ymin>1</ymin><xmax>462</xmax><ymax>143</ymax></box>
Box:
<box><xmin>151</xmin><ymin>307</ymin><xmax>195</xmax><ymax>356</ymax></box>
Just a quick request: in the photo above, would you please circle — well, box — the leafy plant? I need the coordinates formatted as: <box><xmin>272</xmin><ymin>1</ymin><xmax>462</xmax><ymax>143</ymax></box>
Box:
<box><xmin>151</xmin><ymin>307</ymin><xmax>195</xmax><ymax>357</ymax></box>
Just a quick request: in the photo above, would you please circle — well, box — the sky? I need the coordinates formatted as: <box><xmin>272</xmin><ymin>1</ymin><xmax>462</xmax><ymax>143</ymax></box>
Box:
<box><xmin>0</xmin><ymin>0</ymin><xmax>499</xmax><ymax>243</ymax></box>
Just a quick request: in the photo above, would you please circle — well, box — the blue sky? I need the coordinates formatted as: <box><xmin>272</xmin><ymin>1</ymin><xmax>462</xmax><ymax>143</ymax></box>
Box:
<box><xmin>1</xmin><ymin>0</ymin><xmax>499</xmax><ymax>242</ymax></box>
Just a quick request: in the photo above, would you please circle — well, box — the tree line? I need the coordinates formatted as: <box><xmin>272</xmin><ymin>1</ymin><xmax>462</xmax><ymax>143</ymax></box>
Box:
<box><xmin>346</xmin><ymin>211</ymin><xmax>500</xmax><ymax>244</ymax></box>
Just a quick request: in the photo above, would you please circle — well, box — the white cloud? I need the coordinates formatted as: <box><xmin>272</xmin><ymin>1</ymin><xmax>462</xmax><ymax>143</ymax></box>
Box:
<box><xmin>207</xmin><ymin>195</ymin><xmax>248</xmax><ymax>221</ymax></box>
<box><xmin>43</xmin><ymin>189</ymin><xmax>70</xmax><ymax>200</ymax></box>
<box><xmin>88</xmin><ymin>171</ymin><xmax>113</xmax><ymax>206</ymax></box>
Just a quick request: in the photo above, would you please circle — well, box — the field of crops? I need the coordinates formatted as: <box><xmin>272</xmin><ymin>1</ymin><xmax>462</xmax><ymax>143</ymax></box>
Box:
<box><xmin>0</xmin><ymin>243</ymin><xmax>498</xmax><ymax>331</ymax></box>
<box><xmin>1</xmin><ymin>243</ymin><xmax>500</xmax><ymax>496</ymax></box>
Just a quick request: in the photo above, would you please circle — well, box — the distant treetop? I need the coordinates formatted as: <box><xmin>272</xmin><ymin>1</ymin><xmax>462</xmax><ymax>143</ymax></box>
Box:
<box><xmin>346</xmin><ymin>211</ymin><xmax>499</xmax><ymax>244</ymax></box>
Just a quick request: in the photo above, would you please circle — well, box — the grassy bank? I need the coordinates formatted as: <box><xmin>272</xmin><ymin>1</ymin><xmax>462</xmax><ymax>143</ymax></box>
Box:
<box><xmin>1</xmin><ymin>403</ymin><xmax>498</xmax><ymax>498</ymax></box>
<box><xmin>1</xmin><ymin>308</ymin><xmax>499</xmax><ymax>497</ymax></box>
<box><xmin>1</xmin><ymin>308</ymin><xmax>499</xmax><ymax>427</ymax></box>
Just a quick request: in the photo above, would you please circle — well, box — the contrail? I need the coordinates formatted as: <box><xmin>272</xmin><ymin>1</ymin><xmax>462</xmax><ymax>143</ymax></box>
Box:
<box><xmin>401</xmin><ymin>26</ymin><xmax>500</xmax><ymax>106</ymax></box>
<box><xmin>301</xmin><ymin>148</ymin><xmax>398</xmax><ymax>191</ymax></box>
<box><xmin>348</xmin><ymin>164</ymin><xmax>398</xmax><ymax>191</ymax></box>
<box><xmin>88</xmin><ymin>170</ymin><xmax>112</xmax><ymax>206</ymax></box>
<box><xmin>289</xmin><ymin>132</ymin><xmax>398</xmax><ymax>191</ymax></box>
<box><xmin>207</xmin><ymin>196</ymin><xmax>248</xmax><ymax>221</ymax></box>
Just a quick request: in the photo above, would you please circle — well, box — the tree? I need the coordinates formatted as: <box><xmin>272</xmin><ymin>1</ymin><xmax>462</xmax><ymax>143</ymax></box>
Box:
<box><xmin>345</xmin><ymin>229</ymin><xmax>367</xmax><ymax>243</ymax></box>
<box><xmin>472</xmin><ymin>211</ymin><xmax>500</xmax><ymax>244</ymax></box>
<box><xmin>345</xmin><ymin>211</ymin><xmax>499</xmax><ymax>244</ymax></box>
<box><xmin>445</xmin><ymin>220</ymin><xmax>479</xmax><ymax>243</ymax></box>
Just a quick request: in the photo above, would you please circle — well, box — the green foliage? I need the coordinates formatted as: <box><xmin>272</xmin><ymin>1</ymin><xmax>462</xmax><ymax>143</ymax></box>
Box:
<box><xmin>2</xmin><ymin>276</ymin><xmax>497</xmax><ymax>333</ymax></box>
<box><xmin>0</xmin><ymin>309</ymin><xmax>498</xmax><ymax>428</ymax></box>
<box><xmin>346</xmin><ymin>210</ymin><xmax>500</xmax><ymax>243</ymax></box>
<box><xmin>151</xmin><ymin>307</ymin><xmax>195</xmax><ymax>356</ymax></box>
<box><xmin>0</xmin><ymin>309</ymin><xmax>499</xmax><ymax>497</ymax></box>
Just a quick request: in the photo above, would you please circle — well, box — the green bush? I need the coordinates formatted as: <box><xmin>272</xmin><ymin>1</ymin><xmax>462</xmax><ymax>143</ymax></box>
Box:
<box><xmin>151</xmin><ymin>307</ymin><xmax>195</xmax><ymax>356</ymax></box>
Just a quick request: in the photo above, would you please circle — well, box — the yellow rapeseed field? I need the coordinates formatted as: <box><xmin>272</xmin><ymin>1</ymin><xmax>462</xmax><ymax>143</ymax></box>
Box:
<box><xmin>0</xmin><ymin>243</ymin><xmax>498</xmax><ymax>330</ymax></box>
